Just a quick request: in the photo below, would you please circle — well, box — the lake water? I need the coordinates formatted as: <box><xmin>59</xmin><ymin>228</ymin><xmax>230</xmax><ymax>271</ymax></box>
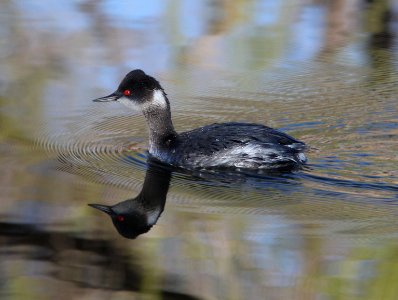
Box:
<box><xmin>1</xmin><ymin>1</ymin><xmax>398</xmax><ymax>299</ymax></box>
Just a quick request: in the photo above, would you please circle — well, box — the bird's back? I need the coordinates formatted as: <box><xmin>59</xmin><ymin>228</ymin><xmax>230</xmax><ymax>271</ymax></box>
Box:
<box><xmin>160</xmin><ymin>122</ymin><xmax>307</xmax><ymax>170</ymax></box>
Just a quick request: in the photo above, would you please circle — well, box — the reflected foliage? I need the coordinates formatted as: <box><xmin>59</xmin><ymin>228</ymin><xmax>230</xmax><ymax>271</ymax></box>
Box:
<box><xmin>0</xmin><ymin>0</ymin><xmax>398</xmax><ymax>299</ymax></box>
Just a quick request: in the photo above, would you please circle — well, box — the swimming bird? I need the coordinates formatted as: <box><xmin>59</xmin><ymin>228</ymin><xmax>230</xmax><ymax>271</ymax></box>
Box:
<box><xmin>89</xmin><ymin>159</ymin><xmax>171</xmax><ymax>239</ymax></box>
<box><xmin>93</xmin><ymin>69</ymin><xmax>307</xmax><ymax>170</ymax></box>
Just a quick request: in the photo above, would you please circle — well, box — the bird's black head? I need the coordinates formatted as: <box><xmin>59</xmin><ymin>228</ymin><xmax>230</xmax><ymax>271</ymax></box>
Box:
<box><xmin>88</xmin><ymin>158</ymin><xmax>171</xmax><ymax>239</ymax></box>
<box><xmin>88</xmin><ymin>203</ymin><xmax>152</xmax><ymax>239</ymax></box>
<box><xmin>117</xmin><ymin>69</ymin><xmax>163</xmax><ymax>102</ymax></box>
<box><xmin>92</xmin><ymin>69</ymin><xmax>168</xmax><ymax>110</ymax></box>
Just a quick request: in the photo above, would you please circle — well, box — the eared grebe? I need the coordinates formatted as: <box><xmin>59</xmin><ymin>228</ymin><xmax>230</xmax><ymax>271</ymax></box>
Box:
<box><xmin>93</xmin><ymin>69</ymin><xmax>307</xmax><ymax>170</ymax></box>
<box><xmin>89</xmin><ymin>158</ymin><xmax>171</xmax><ymax>239</ymax></box>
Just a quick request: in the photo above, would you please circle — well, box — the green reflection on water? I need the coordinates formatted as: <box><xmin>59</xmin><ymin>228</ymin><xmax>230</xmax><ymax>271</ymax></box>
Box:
<box><xmin>0</xmin><ymin>0</ymin><xmax>398</xmax><ymax>299</ymax></box>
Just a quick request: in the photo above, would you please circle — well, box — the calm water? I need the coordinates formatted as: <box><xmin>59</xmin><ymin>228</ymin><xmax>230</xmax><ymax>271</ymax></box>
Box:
<box><xmin>1</xmin><ymin>1</ymin><xmax>398</xmax><ymax>299</ymax></box>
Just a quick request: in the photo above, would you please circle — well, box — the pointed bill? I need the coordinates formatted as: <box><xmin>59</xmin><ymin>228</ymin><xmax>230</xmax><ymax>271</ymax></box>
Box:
<box><xmin>88</xmin><ymin>204</ymin><xmax>114</xmax><ymax>215</ymax></box>
<box><xmin>92</xmin><ymin>92</ymin><xmax>120</xmax><ymax>102</ymax></box>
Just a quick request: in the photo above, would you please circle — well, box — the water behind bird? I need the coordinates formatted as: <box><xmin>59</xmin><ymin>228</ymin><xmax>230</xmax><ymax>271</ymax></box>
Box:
<box><xmin>1</xmin><ymin>1</ymin><xmax>398</xmax><ymax>299</ymax></box>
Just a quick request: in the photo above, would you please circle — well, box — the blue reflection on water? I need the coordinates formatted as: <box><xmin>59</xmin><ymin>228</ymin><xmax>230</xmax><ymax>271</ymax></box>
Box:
<box><xmin>101</xmin><ymin>0</ymin><xmax>165</xmax><ymax>28</ymax></box>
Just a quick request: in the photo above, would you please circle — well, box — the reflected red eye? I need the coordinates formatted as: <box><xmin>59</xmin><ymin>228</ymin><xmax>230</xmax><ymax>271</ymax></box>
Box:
<box><xmin>123</xmin><ymin>89</ymin><xmax>131</xmax><ymax>96</ymax></box>
<box><xmin>116</xmin><ymin>215</ymin><xmax>125</xmax><ymax>222</ymax></box>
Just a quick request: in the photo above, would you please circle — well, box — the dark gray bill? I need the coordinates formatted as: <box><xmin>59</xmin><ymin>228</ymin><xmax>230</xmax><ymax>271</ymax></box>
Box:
<box><xmin>92</xmin><ymin>92</ymin><xmax>120</xmax><ymax>102</ymax></box>
<box><xmin>88</xmin><ymin>203</ymin><xmax>114</xmax><ymax>215</ymax></box>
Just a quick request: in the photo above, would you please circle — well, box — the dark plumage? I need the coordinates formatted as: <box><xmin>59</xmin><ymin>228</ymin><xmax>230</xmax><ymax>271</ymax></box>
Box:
<box><xmin>93</xmin><ymin>70</ymin><xmax>307</xmax><ymax>171</ymax></box>
<box><xmin>89</xmin><ymin>159</ymin><xmax>171</xmax><ymax>239</ymax></box>
<box><xmin>164</xmin><ymin>122</ymin><xmax>306</xmax><ymax>169</ymax></box>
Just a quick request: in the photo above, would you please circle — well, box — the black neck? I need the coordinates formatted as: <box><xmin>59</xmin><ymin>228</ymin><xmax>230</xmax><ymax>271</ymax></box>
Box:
<box><xmin>143</xmin><ymin>94</ymin><xmax>177</xmax><ymax>152</ymax></box>
<box><xmin>138</xmin><ymin>160</ymin><xmax>172</xmax><ymax>208</ymax></box>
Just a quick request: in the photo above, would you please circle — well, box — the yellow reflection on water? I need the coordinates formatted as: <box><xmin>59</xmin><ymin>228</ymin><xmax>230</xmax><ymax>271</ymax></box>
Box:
<box><xmin>0</xmin><ymin>0</ymin><xmax>398</xmax><ymax>299</ymax></box>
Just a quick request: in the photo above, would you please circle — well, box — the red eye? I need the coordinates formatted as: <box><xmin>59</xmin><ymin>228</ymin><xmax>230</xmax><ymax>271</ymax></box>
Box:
<box><xmin>116</xmin><ymin>215</ymin><xmax>125</xmax><ymax>222</ymax></box>
<box><xmin>123</xmin><ymin>89</ymin><xmax>131</xmax><ymax>96</ymax></box>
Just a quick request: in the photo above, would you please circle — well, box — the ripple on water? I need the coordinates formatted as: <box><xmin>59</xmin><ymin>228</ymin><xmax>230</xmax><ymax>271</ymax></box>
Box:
<box><xmin>34</xmin><ymin>62</ymin><xmax>398</xmax><ymax>226</ymax></box>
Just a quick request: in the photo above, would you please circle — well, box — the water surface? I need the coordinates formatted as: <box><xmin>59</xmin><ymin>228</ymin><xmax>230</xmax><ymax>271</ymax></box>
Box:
<box><xmin>1</xmin><ymin>1</ymin><xmax>398</xmax><ymax>299</ymax></box>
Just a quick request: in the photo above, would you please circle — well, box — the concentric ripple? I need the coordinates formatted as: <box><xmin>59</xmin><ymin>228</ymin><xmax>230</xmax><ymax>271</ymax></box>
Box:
<box><xmin>33</xmin><ymin>62</ymin><xmax>398</xmax><ymax>224</ymax></box>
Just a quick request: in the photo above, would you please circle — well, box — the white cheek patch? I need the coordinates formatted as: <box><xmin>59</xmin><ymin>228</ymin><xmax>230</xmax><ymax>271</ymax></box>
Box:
<box><xmin>150</xmin><ymin>89</ymin><xmax>168</xmax><ymax>109</ymax></box>
<box><xmin>118</xmin><ymin>90</ymin><xmax>167</xmax><ymax>112</ymax></box>
<box><xmin>146</xmin><ymin>207</ymin><xmax>163</xmax><ymax>226</ymax></box>
<box><xmin>118</xmin><ymin>96</ymin><xmax>141</xmax><ymax>111</ymax></box>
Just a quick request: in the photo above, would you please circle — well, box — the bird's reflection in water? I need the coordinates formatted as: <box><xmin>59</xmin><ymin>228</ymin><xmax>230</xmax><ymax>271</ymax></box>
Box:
<box><xmin>89</xmin><ymin>156</ymin><xmax>306</xmax><ymax>239</ymax></box>
<box><xmin>89</xmin><ymin>158</ymin><xmax>172</xmax><ymax>239</ymax></box>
